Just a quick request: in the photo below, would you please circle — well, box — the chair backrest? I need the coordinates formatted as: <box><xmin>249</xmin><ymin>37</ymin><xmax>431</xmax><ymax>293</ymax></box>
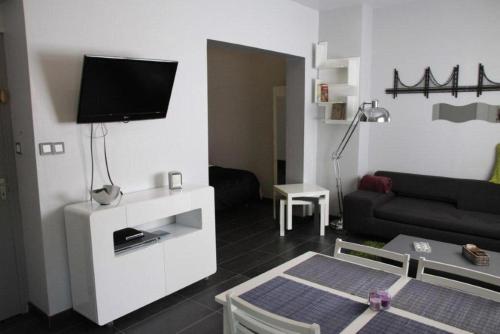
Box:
<box><xmin>416</xmin><ymin>257</ymin><xmax>500</xmax><ymax>302</ymax></box>
<box><xmin>226</xmin><ymin>293</ymin><xmax>320</xmax><ymax>334</ymax></box>
<box><xmin>333</xmin><ymin>238</ymin><xmax>410</xmax><ymax>276</ymax></box>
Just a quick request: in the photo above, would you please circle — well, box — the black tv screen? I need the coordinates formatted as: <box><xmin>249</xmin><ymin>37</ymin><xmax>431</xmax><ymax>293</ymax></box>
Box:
<box><xmin>77</xmin><ymin>55</ymin><xmax>178</xmax><ymax>123</ymax></box>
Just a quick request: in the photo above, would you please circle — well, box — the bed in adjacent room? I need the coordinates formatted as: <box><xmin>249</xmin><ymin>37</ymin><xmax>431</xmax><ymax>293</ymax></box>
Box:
<box><xmin>209</xmin><ymin>166</ymin><xmax>261</xmax><ymax>211</ymax></box>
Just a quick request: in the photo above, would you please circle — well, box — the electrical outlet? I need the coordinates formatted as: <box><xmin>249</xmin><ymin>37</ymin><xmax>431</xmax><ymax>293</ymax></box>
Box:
<box><xmin>15</xmin><ymin>142</ymin><xmax>22</xmax><ymax>155</ymax></box>
<box><xmin>53</xmin><ymin>142</ymin><xmax>65</xmax><ymax>154</ymax></box>
<box><xmin>39</xmin><ymin>143</ymin><xmax>53</xmax><ymax>155</ymax></box>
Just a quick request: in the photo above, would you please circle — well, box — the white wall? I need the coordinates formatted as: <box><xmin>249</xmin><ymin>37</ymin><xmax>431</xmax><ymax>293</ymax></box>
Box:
<box><xmin>368</xmin><ymin>0</ymin><xmax>500</xmax><ymax>179</ymax></box>
<box><xmin>319</xmin><ymin>6</ymin><xmax>362</xmax><ymax>59</ymax></box>
<box><xmin>207</xmin><ymin>44</ymin><xmax>286</xmax><ymax>198</ymax></box>
<box><xmin>1</xmin><ymin>0</ymin><xmax>48</xmax><ymax>312</ymax></box>
<box><xmin>357</xmin><ymin>5</ymin><xmax>373</xmax><ymax>177</ymax></box>
<box><xmin>19</xmin><ymin>0</ymin><xmax>318</xmax><ymax>315</ymax></box>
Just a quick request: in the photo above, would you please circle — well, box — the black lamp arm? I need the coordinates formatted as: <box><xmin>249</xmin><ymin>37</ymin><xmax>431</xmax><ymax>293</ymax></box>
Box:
<box><xmin>331</xmin><ymin>101</ymin><xmax>372</xmax><ymax>224</ymax></box>
<box><xmin>333</xmin><ymin>102</ymin><xmax>371</xmax><ymax>159</ymax></box>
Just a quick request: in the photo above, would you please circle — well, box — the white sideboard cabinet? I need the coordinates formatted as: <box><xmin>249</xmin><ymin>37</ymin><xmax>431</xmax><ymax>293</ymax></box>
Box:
<box><xmin>64</xmin><ymin>185</ymin><xmax>216</xmax><ymax>325</ymax></box>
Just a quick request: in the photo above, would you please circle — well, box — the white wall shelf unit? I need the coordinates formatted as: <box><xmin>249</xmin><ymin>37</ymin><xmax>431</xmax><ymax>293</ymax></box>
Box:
<box><xmin>64</xmin><ymin>185</ymin><xmax>216</xmax><ymax>325</ymax></box>
<box><xmin>324</xmin><ymin>119</ymin><xmax>352</xmax><ymax>125</ymax></box>
<box><xmin>314</xmin><ymin>42</ymin><xmax>360</xmax><ymax>124</ymax></box>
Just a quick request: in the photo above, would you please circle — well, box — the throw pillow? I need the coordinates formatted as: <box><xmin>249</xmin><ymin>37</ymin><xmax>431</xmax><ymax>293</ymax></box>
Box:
<box><xmin>358</xmin><ymin>175</ymin><xmax>392</xmax><ymax>193</ymax></box>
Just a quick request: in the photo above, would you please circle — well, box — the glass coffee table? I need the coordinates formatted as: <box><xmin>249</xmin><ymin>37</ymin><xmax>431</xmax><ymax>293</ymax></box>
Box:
<box><xmin>383</xmin><ymin>234</ymin><xmax>500</xmax><ymax>278</ymax></box>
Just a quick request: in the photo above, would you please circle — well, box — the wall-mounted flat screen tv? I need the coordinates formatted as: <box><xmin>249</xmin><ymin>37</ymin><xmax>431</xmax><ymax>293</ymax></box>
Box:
<box><xmin>77</xmin><ymin>55</ymin><xmax>178</xmax><ymax>123</ymax></box>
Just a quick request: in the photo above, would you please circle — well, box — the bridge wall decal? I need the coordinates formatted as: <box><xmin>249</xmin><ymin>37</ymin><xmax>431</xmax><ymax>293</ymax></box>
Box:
<box><xmin>386</xmin><ymin>64</ymin><xmax>500</xmax><ymax>98</ymax></box>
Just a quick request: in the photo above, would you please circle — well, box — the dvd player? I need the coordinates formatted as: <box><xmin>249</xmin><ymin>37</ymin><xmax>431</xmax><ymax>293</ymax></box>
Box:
<box><xmin>113</xmin><ymin>228</ymin><xmax>170</xmax><ymax>254</ymax></box>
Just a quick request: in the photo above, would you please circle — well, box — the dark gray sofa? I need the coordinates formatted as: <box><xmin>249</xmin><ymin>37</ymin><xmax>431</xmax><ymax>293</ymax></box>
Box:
<box><xmin>344</xmin><ymin>171</ymin><xmax>500</xmax><ymax>251</ymax></box>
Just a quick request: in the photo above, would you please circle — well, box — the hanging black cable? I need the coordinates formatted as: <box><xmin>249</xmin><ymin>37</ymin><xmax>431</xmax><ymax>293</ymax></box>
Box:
<box><xmin>90</xmin><ymin>123</ymin><xmax>94</xmax><ymax>201</ymax></box>
<box><xmin>102</xmin><ymin>123</ymin><xmax>114</xmax><ymax>185</ymax></box>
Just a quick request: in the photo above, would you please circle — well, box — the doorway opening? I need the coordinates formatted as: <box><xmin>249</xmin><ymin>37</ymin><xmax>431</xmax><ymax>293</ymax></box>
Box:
<box><xmin>207</xmin><ymin>40</ymin><xmax>304</xmax><ymax>211</ymax></box>
<box><xmin>273</xmin><ymin>86</ymin><xmax>286</xmax><ymax>185</ymax></box>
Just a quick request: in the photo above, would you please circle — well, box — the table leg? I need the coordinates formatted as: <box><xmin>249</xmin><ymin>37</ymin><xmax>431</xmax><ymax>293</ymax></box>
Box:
<box><xmin>279</xmin><ymin>199</ymin><xmax>285</xmax><ymax>236</ymax></box>
<box><xmin>324</xmin><ymin>192</ymin><xmax>330</xmax><ymax>226</ymax></box>
<box><xmin>320</xmin><ymin>197</ymin><xmax>325</xmax><ymax>236</ymax></box>
<box><xmin>223</xmin><ymin>305</ymin><xmax>231</xmax><ymax>334</ymax></box>
<box><xmin>273</xmin><ymin>189</ymin><xmax>276</xmax><ymax>220</ymax></box>
<box><xmin>287</xmin><ymin>195</ymin><xmax>293</xmax><ymax>230</ymax></box>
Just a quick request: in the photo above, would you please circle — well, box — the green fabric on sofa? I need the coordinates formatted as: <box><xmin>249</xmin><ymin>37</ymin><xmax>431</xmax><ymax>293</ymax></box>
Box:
<box><xmin>490</xmin><ymin>143</ymin><xmax>500</xmax><ymax>184</ymax></box>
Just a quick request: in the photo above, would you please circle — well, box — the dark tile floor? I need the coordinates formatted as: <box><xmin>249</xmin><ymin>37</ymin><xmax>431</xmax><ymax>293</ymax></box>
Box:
<box><xmin>0</xmin><ymin>200</ymin><xmax>367</xmax><ymax>334</ymax></box>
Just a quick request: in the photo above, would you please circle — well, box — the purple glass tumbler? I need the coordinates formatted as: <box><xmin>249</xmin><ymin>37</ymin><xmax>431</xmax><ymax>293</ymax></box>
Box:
<box><xmin>368</xmin><ymin>290</ymin><xmax>381</xmax><ymax>311</ymax></box>
<box><xmin>379</xmin><ymin>290</ymin><xmax>391</xmax><ymax>310</ymax></box>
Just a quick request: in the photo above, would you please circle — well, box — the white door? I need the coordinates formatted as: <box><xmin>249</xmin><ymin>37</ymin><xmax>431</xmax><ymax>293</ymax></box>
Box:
<box><xmin>0</xmin><ymin>33</ymin><xmax>26</xmax><ymax>321</ymax></box>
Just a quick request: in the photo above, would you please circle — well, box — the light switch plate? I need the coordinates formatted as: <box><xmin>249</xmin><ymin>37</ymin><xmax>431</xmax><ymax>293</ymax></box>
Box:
<box><xmin>39</xmin><ymin>143</ymin><xmax>53</xmax><ymax>155</ymax></box>
<box><xmin>15</xmin><ymin>142</ymin><xmax>22</xmax><ymax>155</ymax></box>
<box><xmin>53</xmin><ymin>142</ymin><xmax>65</xmax><ymax>154</ymax></box>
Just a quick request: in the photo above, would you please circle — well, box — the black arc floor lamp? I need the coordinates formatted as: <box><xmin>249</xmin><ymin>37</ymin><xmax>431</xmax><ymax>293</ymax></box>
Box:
<box><xmin>332</xmin><ymin>100</ymin><xmax>390</xmax><ymax>229</ymax></box>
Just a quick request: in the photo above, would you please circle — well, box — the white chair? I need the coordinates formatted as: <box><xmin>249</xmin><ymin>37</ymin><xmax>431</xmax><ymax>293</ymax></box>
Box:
<box><xmin>226</xmin><ymin>293</ymin><xmax>320</xmax><ymax>334</ymax></box>
<box><xmin>279</xmin><ymin>197</ymin><xmax>327</xmax><ymax>237</ymax></box>
<box><xmin>333</xmin><ymin>238</ymin><xmax>410</xmax><ymax>276</ymax></box>
<box><xmin>416</xmin><ymin>257</ymin><xmax>500</xmax><ymax>302</ymax></box>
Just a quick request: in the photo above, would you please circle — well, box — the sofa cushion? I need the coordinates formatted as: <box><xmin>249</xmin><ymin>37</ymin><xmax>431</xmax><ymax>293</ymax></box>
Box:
<box><xmin>458</xmin><ymin>180</ymin><xmax>500</xmax><ymax>215</ymax></box>
<box><xmin>374</xmin><ymin>197</ymin><xmax>500</xmax><ymax>239</ymax></box>
<box><xmin>375</xmin><ymin>171</ymin><xmax>459</xmax><ymax>204</ymax></box>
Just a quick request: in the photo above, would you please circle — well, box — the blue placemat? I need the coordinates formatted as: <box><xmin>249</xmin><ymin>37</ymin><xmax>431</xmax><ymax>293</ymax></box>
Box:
<box><xmin>240</xmin><ymin>276</ymin><xmax>367</xmax><ymax>334</ymax></box>
<box><xmin>285</xmin><ymin>255</ymin><xmax>400</xmax><ymax>297</ymax></box>
<box><xmin>358</xmin><ymin>311</ymin><xmax>451</xmax><ymax>334</ymax></box>
<box><xmin>392</xmin><ymin>280</ymin><xmax>500</xmax><ymax>334</ymax></box>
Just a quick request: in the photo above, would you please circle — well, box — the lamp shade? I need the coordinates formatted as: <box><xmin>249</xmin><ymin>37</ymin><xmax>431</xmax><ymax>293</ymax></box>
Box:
<box><xmin>360</xmin><ymin>100</ymin><xmax>390</xmax><ymax>123</ymax></box>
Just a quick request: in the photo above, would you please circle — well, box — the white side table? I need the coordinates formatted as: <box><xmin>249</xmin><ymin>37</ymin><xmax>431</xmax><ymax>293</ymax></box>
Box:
<box><xmin>273</xmin><ymin>184</ymin><xmax>330</xmax><ymax>236</ymax></box>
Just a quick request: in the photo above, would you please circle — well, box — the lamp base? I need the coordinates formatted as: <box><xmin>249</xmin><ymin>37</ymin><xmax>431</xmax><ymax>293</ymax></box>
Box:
<box><xmin>329</xmin><ymin>216</ymin><xmax>344</xmax><ymax>231</ymax></box>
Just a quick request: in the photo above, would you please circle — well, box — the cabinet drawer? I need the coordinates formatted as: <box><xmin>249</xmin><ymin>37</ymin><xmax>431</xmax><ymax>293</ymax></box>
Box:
<box><xmin>127</xmin><ymin>194</ymin><xmax>191</xmax><ymax>227</ymax></box>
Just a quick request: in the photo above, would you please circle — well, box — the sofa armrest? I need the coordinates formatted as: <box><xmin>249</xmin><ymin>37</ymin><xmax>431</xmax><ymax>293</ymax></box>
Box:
<box><xmin>343</xmin><ymin>190</ymin><xmax>394</xmax><ymax>231</ymax></box>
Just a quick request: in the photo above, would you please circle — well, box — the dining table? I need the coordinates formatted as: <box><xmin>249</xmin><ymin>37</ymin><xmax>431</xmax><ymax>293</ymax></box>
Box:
<box><xmin>215</xmin><ymin>251</ymin><xmax>500</xmax><ymax>334</ymax></box>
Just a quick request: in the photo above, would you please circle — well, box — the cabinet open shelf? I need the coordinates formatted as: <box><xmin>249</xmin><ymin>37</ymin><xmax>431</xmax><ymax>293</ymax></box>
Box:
<box><xmin>137</xmin><ymin>208</ymin><xmax>203</xmax><ymax>244</ymax></box>
<box><xmin>317</xmin><ymin>101</ymin><xmax>346</xmax><ymax>107</ymax></box>
<box><xmin>317</xmin><ymin>58</ymin><xmax>350</xmax><ymax>69</ymax></box>
<box><xmin>314</xmin><ymin>81</ymin><xmax>358</xmax><ymax>103</ymax></box>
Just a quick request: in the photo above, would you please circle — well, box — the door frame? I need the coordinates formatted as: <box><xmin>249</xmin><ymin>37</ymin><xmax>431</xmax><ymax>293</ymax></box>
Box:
<box><xmin>0</xmin><ymin>32</ymin><xmax>28</xmax><ymax>319</ymax></box>
<box><xmin>272</xmin><ymin>86</ymin><xmax>286</xmax><ymax>186</ymax></box>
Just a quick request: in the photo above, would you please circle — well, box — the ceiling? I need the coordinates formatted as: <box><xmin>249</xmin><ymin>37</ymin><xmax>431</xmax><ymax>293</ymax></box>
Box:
<box><xmin>291</xmin><ymin>0</ymin><xmax>417</xmax><ymax>10</ymax></box>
